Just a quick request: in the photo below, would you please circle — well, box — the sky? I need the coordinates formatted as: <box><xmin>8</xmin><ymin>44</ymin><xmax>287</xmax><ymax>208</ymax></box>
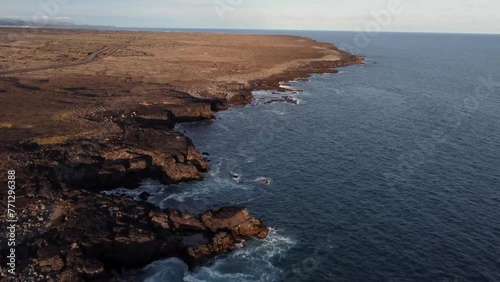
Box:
<box><xmin>1</xmin><ymin>0</ymin><xmax>499</xmax><ymax>34</ymax></box>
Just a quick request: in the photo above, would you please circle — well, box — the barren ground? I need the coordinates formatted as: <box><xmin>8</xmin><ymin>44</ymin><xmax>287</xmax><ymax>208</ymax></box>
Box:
<box><xmin>0</xmin><ymin>28</ymin><xmax>354</xmax><ymax>147</ymax></box>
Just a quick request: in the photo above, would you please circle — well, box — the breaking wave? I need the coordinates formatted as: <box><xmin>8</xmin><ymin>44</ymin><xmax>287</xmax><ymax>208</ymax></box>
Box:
<box><xmin>136</xmin><ymin>228</ymin><xmax>295</xmax><ymax>282</ymax></box>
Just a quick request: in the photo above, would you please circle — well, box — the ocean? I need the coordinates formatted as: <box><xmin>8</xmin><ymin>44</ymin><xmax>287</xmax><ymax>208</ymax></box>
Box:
<box><xmin>116</xmin><ymin>31</ymin><xmax>500</xmax><ymax>281</ymax></box>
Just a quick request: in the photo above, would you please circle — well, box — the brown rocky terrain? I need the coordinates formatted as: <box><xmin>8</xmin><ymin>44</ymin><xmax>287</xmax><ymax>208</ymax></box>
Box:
<box><xmin>0</xmin><ymin>27</ymin><xmax>362</xmax><ymax>281</ymax></box>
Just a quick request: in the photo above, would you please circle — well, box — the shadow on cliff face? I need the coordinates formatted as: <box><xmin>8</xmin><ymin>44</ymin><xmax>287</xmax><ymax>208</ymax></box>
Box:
<box><xmin>0</xmin><ymin>87</ymin><xmax>268</xmax><ymax>281</ymax></box>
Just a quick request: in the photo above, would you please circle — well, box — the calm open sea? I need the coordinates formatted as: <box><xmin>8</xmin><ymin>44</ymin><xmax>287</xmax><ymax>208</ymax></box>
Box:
<box><xmin>117</xmin><ymin>30</ymin><xmax>500</xmax><ymax>281</ymax></box>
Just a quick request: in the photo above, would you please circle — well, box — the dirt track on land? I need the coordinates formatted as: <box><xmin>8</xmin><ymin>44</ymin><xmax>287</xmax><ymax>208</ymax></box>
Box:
<box><xmin>0</xmin><ymin>36</ymin><xmax>138</xmax><ymax>75</ymax></box>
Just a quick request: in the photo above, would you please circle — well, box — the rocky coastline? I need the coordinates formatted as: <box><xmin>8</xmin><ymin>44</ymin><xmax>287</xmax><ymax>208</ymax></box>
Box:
<box><xmin>0</xmin><ymin>29</ymin><xmax>363</xmax><ymax>281</ymax></box>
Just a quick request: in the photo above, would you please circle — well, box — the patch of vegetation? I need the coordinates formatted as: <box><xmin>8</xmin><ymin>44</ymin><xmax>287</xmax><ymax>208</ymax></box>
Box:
<box><xmin>29</xmin><ymin>130</ymin><xmax>95</xmax><ymax>146</ymax></box>
<box><xmin>0</xmin><ymin>122</ymin><xmax>13</xmax><ymax>128</ymax></box>
<box><xmin>52</xmin><ymin>111</ymin><xmax>75</xmax><ymax>121</ymax></box>
<box><xmin>31</xmin><ymin>135</ymin><xmax>71</xmax><ymax>145</ymax></box>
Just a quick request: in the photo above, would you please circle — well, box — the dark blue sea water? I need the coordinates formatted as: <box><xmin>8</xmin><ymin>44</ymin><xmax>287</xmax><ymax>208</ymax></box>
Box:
<box><xmin>117</xmin><ymin>31</ymin><xmax>500</xmax><ymax>281</ymax></box>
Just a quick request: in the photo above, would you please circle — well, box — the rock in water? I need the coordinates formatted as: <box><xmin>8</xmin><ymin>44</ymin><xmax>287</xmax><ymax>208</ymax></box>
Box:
<box><xmin>138</xmin><ymin>191</ymin><xmax>151</xmax><ymax>201</ymax></box>
<box><xmin>257</xmin><ymin>177</ymin><xmax>272</xmax><ymax>185</ymax></box>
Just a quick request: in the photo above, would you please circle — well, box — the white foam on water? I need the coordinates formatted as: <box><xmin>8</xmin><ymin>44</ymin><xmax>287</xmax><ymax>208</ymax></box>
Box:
<box><xmin>135</xmin><ymin>228</ymin><xmax>295</xmax><ymax>282</ymax></box>
<box><xmin>279</xmin><ymin>82</ymin><xmax>298</xmax><ymax>91</ymax></box>
<box><xmin>291</xmin><ymin>97</ymin><xmax>304</xmax><ymax>105</ymax></box>
<box><xmin>208</xmin><ymin>160</ymin><xmax>223</xmax><ymax>178</ymax></box>
<box><xmin>157</xmin><ymin>171</ymin><xmax>252</xmax><ymax>208</ymax></box>
<box><xmin>140</xmin><ymin>258</ymin><xmax>188</xmax><ymax>282</ymax></box>
<box><xmin>328</xmin><ymin>88</ymin><xmax>344</xmax><ymax>95</ymax></box>
<box><xmin>102</xmin><ymin>179</ymin><xmax>164</xmax><ymax>200</ymax></box>
<box><xmin>158</xmin><ymin>179</ymin><xmax>245</xmax><ymax>206</ymax></box>
<box><xmin>252</xmin><ymin>90</ymin><xmax>275</xmax><ymax>96</ymax></box>
<box><xmin>188</xmin><ymin>228</ymin><xmax>295</xmax><ymax>282</ymax></box>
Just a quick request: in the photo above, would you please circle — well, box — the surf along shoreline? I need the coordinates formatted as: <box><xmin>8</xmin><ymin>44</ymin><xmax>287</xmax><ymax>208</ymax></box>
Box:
<box><xmin>0</xmin><ymin>27</ymin><xmax>363</xmax><ymax>281</ymax></box>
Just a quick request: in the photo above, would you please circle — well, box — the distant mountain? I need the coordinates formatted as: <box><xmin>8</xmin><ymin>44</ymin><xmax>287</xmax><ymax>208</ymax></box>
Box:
<box><xmin>0</xmin><ymin>18</ymin><xmax>116</xmax><ymax>30</ymax></box>
<box><xmin>0</xmin><ymin>18</ymin><xmax>76</xmax><ymax>27</ymax></box>
<box><xmin>0</xmin><ymin>19</ymin><xmax>35</xmax><ymax>26</ymax></box>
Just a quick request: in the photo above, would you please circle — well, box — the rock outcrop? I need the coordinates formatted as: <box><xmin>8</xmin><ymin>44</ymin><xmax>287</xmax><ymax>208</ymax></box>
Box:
<box><xmin>252</xmin><ymin>52</ymin><xmax>364</xmax><ymax>90</ymax></box>
<box><xmin>0</xmin><ymin>96</ymin><xmax>269</xmax><ymax>281</ymax></box>
<box><xmin>28</xmin><ymin>127</ymin><xmax>209</xmax><ymax>191</ymax></box>
<box><xmin>8</xmin><ymin>189</ymin><xmax>267</xmax><ymax>281</ymax></box>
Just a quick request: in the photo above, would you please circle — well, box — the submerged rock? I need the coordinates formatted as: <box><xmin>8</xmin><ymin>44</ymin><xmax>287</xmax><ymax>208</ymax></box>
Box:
<box><xmin>257</xmin><ymin>177</ymin><xmax>272</xmax><ymax>185</ymax></box>
<box><xmin>138</xmin><ymin>191</ymin><xmax>151</xmax><ymax>201</ymax></box>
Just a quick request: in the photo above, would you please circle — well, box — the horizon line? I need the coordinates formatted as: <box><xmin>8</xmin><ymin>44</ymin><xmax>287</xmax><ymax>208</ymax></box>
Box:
<box><xmin>1</xmin><ymin>21</ymin><xmax>499</xmax><ymax>36</ymax></box>
<box><xmin>126</xmin><ymin>26</ymin><xmax>500</xmax><ymax>36</ymax></box>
